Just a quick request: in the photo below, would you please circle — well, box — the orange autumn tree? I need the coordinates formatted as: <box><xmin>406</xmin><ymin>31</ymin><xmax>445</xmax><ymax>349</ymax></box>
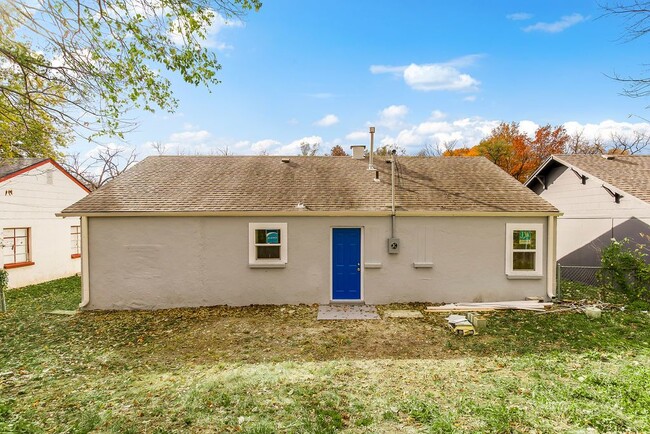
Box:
<box><xmin>446</xmin><ymin>122</ymin><xmax>569</xmax><ymax>182</ymax></box>
<box><xmin>442</xmin><ymin>147</ymin><xmax>479</xmax><ymax>157</ymax></box>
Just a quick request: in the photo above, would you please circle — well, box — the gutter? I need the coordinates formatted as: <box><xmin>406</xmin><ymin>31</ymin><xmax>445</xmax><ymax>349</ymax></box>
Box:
<box><xmin>57</xmin><ymin>210</ymin><xmax>562</xmax><ymax>218</ymax></box>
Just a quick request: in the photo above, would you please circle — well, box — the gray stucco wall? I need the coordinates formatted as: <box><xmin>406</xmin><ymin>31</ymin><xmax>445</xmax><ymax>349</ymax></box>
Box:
<box><xmin>86</xmin><ymin>215</ymin><xmax>549</xmax><ymax>309</ymax></box>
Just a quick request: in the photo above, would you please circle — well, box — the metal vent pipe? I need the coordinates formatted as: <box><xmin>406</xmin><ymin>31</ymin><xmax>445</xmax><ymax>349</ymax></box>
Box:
<box><xmin>368</xmin><ymin>126</ymin><xmax>375</xmax><ymax>170</ymax></box>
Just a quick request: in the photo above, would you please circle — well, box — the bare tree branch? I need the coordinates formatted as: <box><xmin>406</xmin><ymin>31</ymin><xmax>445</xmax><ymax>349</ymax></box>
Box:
<box><xmin>62</xmin><ymin>146</ymin><xmax>138</xmax><ymax>190</ymax></box>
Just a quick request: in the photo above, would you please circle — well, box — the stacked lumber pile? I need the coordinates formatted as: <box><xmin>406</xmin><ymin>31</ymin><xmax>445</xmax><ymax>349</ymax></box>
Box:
<box><xmin>426</xmin><ymin>300</ymin><xmax>553</xmax><ymax>313</ymax></box>
<box><xmin>446</xmin><ymin>315</ymin><xmax>476</xmax><ymax>336</ymax></box>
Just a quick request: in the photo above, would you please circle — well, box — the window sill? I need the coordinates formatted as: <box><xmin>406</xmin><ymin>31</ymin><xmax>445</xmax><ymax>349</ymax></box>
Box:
<box><xmin>364</xmin><ymin>262</ymin><xmax>382</xmax><ymax>269</ymax></box>
<box><xmin>71</xmin><ymin>253</ymin><xmax>81</xmax><ymax>259</ymax></box>
<box><xmin>4</xmin><ymin>261</ymin><xmax>35</xmax><ymax>269</ymax></box>
<box><xmin>249</xmin><ymin>263</ymin><xmax>286</xmax><ymax>269</ymax></box>
<box><xmin>413</xmin><ymin>262</ymin><xmax>434</xmax><ymax>268</ymax></box>
<box><xmin>506</xmin><ymin>273</ymin><xmax>543</xmax><ymax>280</ymax></box>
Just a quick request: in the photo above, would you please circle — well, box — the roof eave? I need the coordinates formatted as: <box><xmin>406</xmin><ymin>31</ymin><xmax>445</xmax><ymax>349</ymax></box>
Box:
<box><xmin>523</xmin><ymin>155</ymin><xmax>559</xmax><ymax>187</ymax></box>
<box><xmin>57</xmin><ymin>210</ymin><xmax>562</xmax><ymax>218</ymax></box>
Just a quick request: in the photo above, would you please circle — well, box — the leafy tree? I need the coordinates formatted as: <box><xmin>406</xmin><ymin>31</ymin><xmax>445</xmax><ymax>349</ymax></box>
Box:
<box><xmin>442</xmin><ymin>147</ymin><xmax>478</xmax><ymax>157</ymax></box>
<box><xmin>375</xmin><ymin>144</ymin><xmax>406</xmax><ymax>157</ymax></box>
<box><xmin>448</xmin><ymin>122</ymin><xmax>570</xmax><ymax>182</ymax></box>
<box><xmin>0</xmin><ymin>0</ymin><xmax>261</xmax><ymax>141</ymax></box>
<box><xmin>598</xmin><ymin>238</ymin><xmax>650</xmax><ymax>303</ymax></box>
<box><xmin>0</xmin><ymin>39</ymin><xmax>70</xmax><ymax>158</ymax></box>
<box><xmin>475</xmin><ymin>122</ymin><xmax>527</xmax><ymax>178</ymax></box>
<box><xmin>329</xmin><ymin>145</ymin><xmax>348</xmax><ymax>156</ymax></box>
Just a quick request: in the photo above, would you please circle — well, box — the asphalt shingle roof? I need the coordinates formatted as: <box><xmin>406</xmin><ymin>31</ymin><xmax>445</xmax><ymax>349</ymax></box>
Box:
<box><xmin>61</xmin><ymin>156</ymin><xmax>558</xmax><ymax>214</ymax></box>
<box><xmin>554</xmin><ymin>155</ymin><xmax>650</xmax><ymax>203</ymax></box>
<box><xmin>0</xmin><ymin>158</ymin><xmax>48</xmax><ymax>180</ymax></box>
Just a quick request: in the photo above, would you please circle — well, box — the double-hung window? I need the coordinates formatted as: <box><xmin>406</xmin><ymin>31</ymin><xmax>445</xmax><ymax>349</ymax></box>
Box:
<box><xmin>3</xmin><ymin>228</ymin><xmax>33</xmax><ymax>268</ymax></box>
<box><xmin>71</xmin><ymin>225</ymin><xmax>81</xmax><ymax>258</ymax></box>
<box><xmin>249</xmin><ymin>223</ymin><xmax>287</xmax><ymax>267</ymax></box>
<box><xmin>505</xmin><ymin>223</ymin><xmax>543</xmax><ymax>278</ymax></box>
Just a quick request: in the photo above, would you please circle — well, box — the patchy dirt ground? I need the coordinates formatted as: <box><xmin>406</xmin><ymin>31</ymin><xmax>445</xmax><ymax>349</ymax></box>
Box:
<box><xmin>2</xmin><ymin>277</ymin><xmax>650</xmax><ymax>433</ymax></box>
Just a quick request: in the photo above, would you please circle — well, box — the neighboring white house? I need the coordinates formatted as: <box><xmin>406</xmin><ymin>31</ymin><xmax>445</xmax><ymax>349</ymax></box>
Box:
<box><xmin>60</xmin><ymin>153</ymin><xmax>560</xmax><ymax>310</ymax></box>
<box><xmin>526</xmin><ymin>154</ymin><xmax>650</xmax><ymax>266</ymax></box>
<box><xmin>0</xmin><ymin>158</ymin><xmax>90</xmax><ymax>288</ymax></box>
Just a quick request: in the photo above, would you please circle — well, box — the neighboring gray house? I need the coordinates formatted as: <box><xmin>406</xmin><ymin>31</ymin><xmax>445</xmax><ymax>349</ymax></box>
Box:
<box><xmin>526</xmin><ymin>154</ymin><xmax>650</xmax><ymax>266</ymax></box>
<box><xmin>60</xmin><ymin>153</ymin><xmax>559</xmax><ymax>310</ymax></box>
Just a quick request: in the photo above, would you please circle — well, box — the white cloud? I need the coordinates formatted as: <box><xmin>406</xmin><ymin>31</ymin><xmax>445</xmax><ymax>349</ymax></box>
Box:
<box><xmin>382</xmin><ymin>117</ymin><xmax>650</xmax><ymax>154</ymax></box>
<box><xmin>377</xmin><ymin>104</ymin><xmax>409</xmax><ymax>129</ymax></box>
<box><xmin>519</xmin><ymin>120</ymin><xmax>539</xmax><ymax>137</ymax></box>
<box><xmin>136</xmin><ymin>118</ymin><xmax>650</xmax><ymax>158</ymax></box>
<box><xmin>382</xmin><ymin>117</ymin><xmax>501</xmax><ymax>151</ymax></box>
<box><xmin>233</xmin><ymin>140</ymin><xmax>252</xmax><ymax>149</ymax></box>
<box><xmin>463</xmin><ymin>95</ymin><xmax>477</xmax><ymax>102</ymax></box>
<box><xmin>287</xmin><ymin>118</ymin><xmax>299</xmax><ymax>125</ymax></box>
<box><xmin>523</xmin><ymin>13</ymin><xmax>586</xmax><ymax>33</ymax></box>
<box><xmin>345</xmin><ymin>131</ymin><xmax>368</xmax><ymax>142</ymax></box>
<box><xmin>169</xmin><ymin>9</ymin><xmax>243</xmax><ymax>50</ymax></box>
<box><xmin>430</xmin><ymin>110</ymin><xmax>446</xmax><ymax>120</ymax></box>
<box><xmin>251</xmin><ymin>139</ymin><xmax>281</xmax><ymax>154</ymax></box>
<box><xmin>370</xmin><ymin>55</ymin><xmax>481</xmax><ymax>92</ymax></box>
<box><xmin>564</xmin><ymin>119</ymin><xmax>650</xmax><ymax>142</ymax></box>
<box><xmin>274</xmin><ymin>136</ymin><xmax>323</xmax><ymax>155</ymax></box>
<box><xmin>84</xmin><ymin>143</ymin><xmax>129</xmax><ymax>159</ymax></box>
<box><xmin>314</xmin><ymin>114</ymin><xmax>339</xmax><ymax>127</ymax></box>
<box><xmin>168</xmin><ymin>130</ymin><xmax>212</xmax><ymax>143</ymax></box>
<box><xmin>507</xmin><ymin>12</ymin><xmax>533</xmax><ymax>21</ymax></box>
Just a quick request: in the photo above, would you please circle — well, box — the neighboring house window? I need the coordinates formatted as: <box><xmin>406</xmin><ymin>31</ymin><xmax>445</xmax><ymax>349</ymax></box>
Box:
<box><xmin>71</xmin><ymin>225</ymin><xmax>81</xmax><ymax>258</ymax></box>
<box><xmin>505</xmin><ymin>223</ymin><xmax>543</xmax><ymax>278</ymax></box>
<box><xmin>2</xmin><ymin>228</ymin><xmax>33</xmax><ymax>268</ymax></box>
<box><xmin>249</xmin><ymin>223</ymin><xmax>288</xmax><ymax>267</ymax></box>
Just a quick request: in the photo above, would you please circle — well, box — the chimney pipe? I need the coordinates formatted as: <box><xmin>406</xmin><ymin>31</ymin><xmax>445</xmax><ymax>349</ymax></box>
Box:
<box><xmin>368</xmin><ymin>126</ymin><xmax>376</xmax><ymax>170</ymax></box>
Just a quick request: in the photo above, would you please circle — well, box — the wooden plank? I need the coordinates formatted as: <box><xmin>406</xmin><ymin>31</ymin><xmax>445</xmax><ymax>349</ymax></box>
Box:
<box><xmin>426</xmin><ymin>301</ymin><xmax>551</xmax><ymax>312</ymax></box>
<box><xmin>426</xmin><ymin>307</ymin><xmax>498</xmax><ymax>312</ymax></box>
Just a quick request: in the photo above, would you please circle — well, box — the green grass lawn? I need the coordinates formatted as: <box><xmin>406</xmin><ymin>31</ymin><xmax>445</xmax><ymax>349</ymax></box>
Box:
<box><xmin>1</xmin><ymin>278</ymin><xmax>650</xmax><ymax>433</ymax></box>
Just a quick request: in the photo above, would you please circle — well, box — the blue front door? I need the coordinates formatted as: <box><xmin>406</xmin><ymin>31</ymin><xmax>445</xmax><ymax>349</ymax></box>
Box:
<box><xmin>332</xmin><ymin>228</ymin><xmax>361</xmax><ymax>300</ymax></box>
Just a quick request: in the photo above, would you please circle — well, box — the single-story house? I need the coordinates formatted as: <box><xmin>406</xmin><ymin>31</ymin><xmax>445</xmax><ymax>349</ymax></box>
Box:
<box><xmin>1</xmin><ymin>158</ymin><xmax>90</xmax><ymax>287</ymax></box>
<box><xmin>60</xmin><ymin>152</ymin><xmax>559</xmax><ymax>310</ymax></box>
<box><xmin>526</xmin><ymin>154</ymin><xmax>650</xmax><ymax>266</ymax></box>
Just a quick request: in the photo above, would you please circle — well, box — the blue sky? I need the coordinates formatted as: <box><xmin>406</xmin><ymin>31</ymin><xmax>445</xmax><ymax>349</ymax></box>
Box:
<box><xmin>79</xmin><ymin>0</ymin><xmax>650</xmax><ymax>156</ymax></box>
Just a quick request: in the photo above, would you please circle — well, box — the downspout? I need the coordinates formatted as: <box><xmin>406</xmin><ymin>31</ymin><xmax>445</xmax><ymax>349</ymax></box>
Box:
<box><xmin>546</xmin><ymin>215</ymin><xmax>557</xmax><ymax>299</ymax></box>
<box><xmin>79</xmin><ymin>216</ymin><xmax>90</xmax><ymax>309</ymax></box>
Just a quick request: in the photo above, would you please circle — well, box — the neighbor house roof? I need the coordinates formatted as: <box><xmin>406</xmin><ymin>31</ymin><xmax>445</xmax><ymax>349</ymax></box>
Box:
<box><xmin>526</xmin><ymin>154</ymin><xmax>650</xmax><ymax>203</ymax></box>
<box><xmin>0</xmin><ymin>157</ymin><xmax>91</xmax><ymax>192</ymax></box>
<box><xmin>0</xmin><ymin>158</ymin><xmax>48</xmax><ymax>181</ymax></box>
<box><xmin>60</xmin><ymin>156</ymin><xmax>558</xmax><ymax>215</ymax></box>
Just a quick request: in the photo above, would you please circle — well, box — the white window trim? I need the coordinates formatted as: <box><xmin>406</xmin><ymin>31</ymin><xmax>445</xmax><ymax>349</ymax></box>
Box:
<box><xmin>71</xmin><ymin>225</ymin><xmax>81</xmax><ymax>256</ymax></box>
<box><xmin>248</xmin><ymin>223</ymin><xmax>288</xmax><ymax>268</ymax></box>
<box><xmin>505</xmin><ymin>223</ymin><xmax>543</xmax><ymax>279</ymax></box>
